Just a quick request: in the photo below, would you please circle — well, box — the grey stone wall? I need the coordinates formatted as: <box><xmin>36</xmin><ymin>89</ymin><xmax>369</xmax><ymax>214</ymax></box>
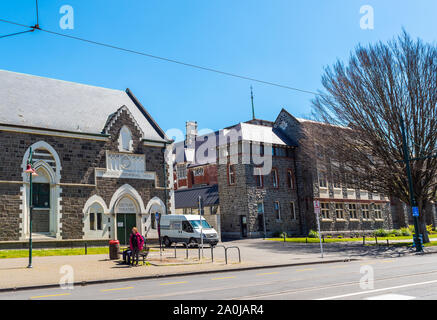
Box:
<box><xmin>0</xmin><ymin>109</ymin><xmax>170</xmax><ymax>241</ymax></box>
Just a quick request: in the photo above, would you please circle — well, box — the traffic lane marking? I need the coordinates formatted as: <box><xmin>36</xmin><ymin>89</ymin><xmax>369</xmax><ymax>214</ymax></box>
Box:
<box><xmin>30</xmin><ymin>293</ymin><xmax>71</xmax><ymax>299</ymax></box>
<box><xmin>211</xmin><ymin>276</ymin><xmax>236</xmax><ymax>280</ymax></box>
<box><xmin>296</xmin><ymin>268</ymin><xmax>314</xmax><ymax>272</ymax></box>
<box><xmin>256</xmin><ymin>272</ymin><xmax>280</xmax><ymax>276</ymax></box>
<box><xmin>159</xmin><ymin>281</ymin><xmax>188</xmax><ymax>286</ymax></box>
<box><xmin>101</xmin><ymin>286</ymin><xmax>134</xmax><ymax>292</ymax></box>
<box><xmin>317</xmin><ymin>278</ymin><xmax>437</xmax><ymax>300</ymax></box>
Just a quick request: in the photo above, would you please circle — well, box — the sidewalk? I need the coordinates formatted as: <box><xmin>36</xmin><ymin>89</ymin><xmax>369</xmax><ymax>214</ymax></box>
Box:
<box><xmin>0</xmin><ymin>239</ymin><xmax>434</xmax><ymax>291</ymax></box>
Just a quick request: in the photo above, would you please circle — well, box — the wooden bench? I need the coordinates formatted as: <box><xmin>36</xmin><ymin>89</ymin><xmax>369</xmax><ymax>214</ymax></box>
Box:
<box><xmin>139</xmin><ymin>246</ymin><xmax>150</xmax><ymax>265</ymax></box>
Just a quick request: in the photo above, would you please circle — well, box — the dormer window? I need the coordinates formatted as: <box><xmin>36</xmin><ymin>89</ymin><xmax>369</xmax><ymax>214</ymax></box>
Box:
<box><xmin>119</xmin><ymin>126</ymin><xmax>133</xmax><ymax>152</ymax></box>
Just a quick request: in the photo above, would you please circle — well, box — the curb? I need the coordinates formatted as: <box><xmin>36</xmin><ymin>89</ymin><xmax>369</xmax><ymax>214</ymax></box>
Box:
<box><xmin>0</xmin><ymin>257</ymin><xmax>357</xmax><ymax>293</ymax></box>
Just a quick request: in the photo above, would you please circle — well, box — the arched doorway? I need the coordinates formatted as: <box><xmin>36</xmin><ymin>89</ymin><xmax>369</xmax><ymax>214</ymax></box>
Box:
<box><xmin>144</xmin><ymin>197</ymin><xmax>167</xmax><ymax>239</ymax></box>
<box><xmin>115</xmin><ymin>196</ymin><xmax>139</xmax><ymax>245</ymax></box>
<box><xmin>21</xmin><ymin>141</ymin><xmax>62</xmax><ymax>239</ymax></box>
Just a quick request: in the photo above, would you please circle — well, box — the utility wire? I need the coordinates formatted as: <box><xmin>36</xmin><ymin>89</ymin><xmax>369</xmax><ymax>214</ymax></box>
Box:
<box><xmin>0</xmin><ymin>17</ymin><xmax>321</xmax><ymax>97</ymax></box>
<box><xmin>0</xmin><ymin>29</ymin><xmax>34</xmax><ymax>39</ymax></box>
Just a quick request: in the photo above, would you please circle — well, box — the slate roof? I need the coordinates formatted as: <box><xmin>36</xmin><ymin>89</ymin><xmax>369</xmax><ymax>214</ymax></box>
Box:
<box><xmin>0</xmin><ymin>69</ymin><xmax>168</xmax><ymax>142</ymax></box>
<box><xmin>175</xmin><ymin>185</ymin><xmax>219</xmax><ymax>208</ymax></box>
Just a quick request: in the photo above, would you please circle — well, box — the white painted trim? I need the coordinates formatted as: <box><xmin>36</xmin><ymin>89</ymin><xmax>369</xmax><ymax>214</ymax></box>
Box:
<box><xmin>109</xmin><ymin>184</ymin><xmax>147</xmax><ymax>215</ymax></box>
<box><xmin>20</xmin><ymin>141</ymin><xmax>63</xmax><ymax>240</ymax></box>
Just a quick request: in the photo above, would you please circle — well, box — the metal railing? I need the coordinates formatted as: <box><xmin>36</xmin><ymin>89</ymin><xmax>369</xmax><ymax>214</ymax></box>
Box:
<box><xmin>168</xmin><ymin>242</ymin><xmax>241</xmax><ymax>264</ymax></box>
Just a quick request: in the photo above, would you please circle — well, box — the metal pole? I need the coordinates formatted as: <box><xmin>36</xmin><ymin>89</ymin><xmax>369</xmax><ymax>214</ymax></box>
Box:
<box><xmin>27</xmin><ymin>148</ymin><xmax>33</xmax><ymax>269</ymax></box>
<box><xmin>316</xmin><ymin>212</ymin><xmax>323</xmax><ymax>258</ymax></box>
<box><xmin>400</xmin><ymin>116</ymin><xmax>423</xmax><ymax>252</ymax></box>
<box><xmin>198</xmin><ymin>195</ymin><xmax>203</xmax><ymax>260</ymax></box>
<box><xmin>28</xmin><ymin>166</ymin><xmax>33</xmax><ymax>268</ymax></box>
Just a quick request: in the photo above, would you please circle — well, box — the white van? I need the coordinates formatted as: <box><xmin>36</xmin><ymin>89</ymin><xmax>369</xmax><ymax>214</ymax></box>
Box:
<box><xmin>159</xmin><ymin>215</ymin><xmax>219</xmax><ymax>247</ymax></box>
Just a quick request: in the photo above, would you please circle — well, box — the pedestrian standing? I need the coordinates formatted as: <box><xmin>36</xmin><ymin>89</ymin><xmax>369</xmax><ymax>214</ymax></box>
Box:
<box><xmin>129</xmin><ymin>227</ymin><xmax>144</xmax><ymax>267</ymax></box>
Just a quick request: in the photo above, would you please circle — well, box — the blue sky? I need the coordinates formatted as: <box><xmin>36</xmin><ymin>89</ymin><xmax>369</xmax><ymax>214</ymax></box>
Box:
<box><xmin>0</xmin><ymin>0</ymin><xmax>436</xmax><ymax>138</ymax></box>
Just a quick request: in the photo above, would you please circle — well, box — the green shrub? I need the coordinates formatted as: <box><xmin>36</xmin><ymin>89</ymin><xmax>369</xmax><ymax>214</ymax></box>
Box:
<box><xmin>374</xmin><ymin>229</ymin><xmax>389</xmax><ymax>237</ymax></box>
<box><xmin>279</xmin><ymin>232</ymin><xmax>288</xmax><ymax>238</ymax></box>
<box><xmin>337</xmin><ymin>235</ymin><xmax>343</xmax><ymax>239</ymax></box>
<box><xmin>400</xmin><ymin>227</ymin><xmax>412</xmax><ymax>236</ymax></box>
<box><xmin>390</xmin><ymin>229</ymin><xmax>402</xmax><ymax>237</ymax></box>
<box><xmin>308</xmin><ymin>230</ymin><xmax>319</xmax><ymax>238</ymax></box>
<box><xmin>408</xmin><ymin>225</ymin><xmax>415</xmax><ymax>233</ymax></box>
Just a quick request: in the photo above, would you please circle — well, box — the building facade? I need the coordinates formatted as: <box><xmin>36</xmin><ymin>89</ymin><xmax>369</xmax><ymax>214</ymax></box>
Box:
<box><xmin>173</xmin><ymin>109</ymin><xmax>397</xmax><ymax>239</ymax></box>
<box><xmin>0</xmin><ymin>70</ymin><xmax>174</xmax><ymax>244</ymax></box>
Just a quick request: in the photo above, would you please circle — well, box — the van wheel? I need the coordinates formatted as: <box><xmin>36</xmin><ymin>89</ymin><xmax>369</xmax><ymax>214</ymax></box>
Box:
<box><xmin>188</xmin><ymin>238</ymin><xmax>198</xmax><ymax>247</ymax></box>
<box><xmin>163</xmin><ymin>237</ymin><xmax>172</xmax><ymax>248</ymax></box>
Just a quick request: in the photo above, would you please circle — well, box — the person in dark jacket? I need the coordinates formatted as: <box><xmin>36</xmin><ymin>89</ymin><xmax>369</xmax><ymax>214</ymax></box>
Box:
<box><xmin>129</xmin><ymin>227</ymin><xmax>144</xmax><ymax>266</ymax></box>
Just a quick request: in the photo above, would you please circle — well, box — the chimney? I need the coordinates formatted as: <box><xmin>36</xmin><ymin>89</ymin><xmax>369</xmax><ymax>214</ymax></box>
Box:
<box><xmin>185</xmin><ymin>121</ymin><xmax>198</xmax><ymax>149</ymax></box>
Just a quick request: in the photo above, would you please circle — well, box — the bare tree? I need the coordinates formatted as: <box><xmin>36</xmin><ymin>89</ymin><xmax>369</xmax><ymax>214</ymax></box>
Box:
<box><xmin>311</xmin><ymin>31</ymin><xmax>437</xmax><ymax>242</ymax></box>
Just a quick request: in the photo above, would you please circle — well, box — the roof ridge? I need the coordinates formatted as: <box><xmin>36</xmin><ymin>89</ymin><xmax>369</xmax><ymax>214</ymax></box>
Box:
<box><xmin>0</xmin><ymin>69</ymin><xmax>125</xmax><ymax>93</ymax></box>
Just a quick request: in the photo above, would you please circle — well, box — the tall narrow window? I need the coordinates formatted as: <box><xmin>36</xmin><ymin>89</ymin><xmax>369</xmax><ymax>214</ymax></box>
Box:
<box><xmin>321</xmin><ymin>202</ymin><xmax>330</xmax><ymax>219</ymax></box>
<box><xmin>335</xmin><ymin>203</ymin><xmax>344</xmax><ymax>219</ymax></box>
<box><xmin>272</xmin><ymin>168</ymin><xmax>279</xmax><ymax>188</ymax></box>
<box><xmin>290</xmin><ymin>202</ymin><xmax>296</xmax><ymax>220</ymax></box>
<box><xmin>228</xmin><ymin>164</ymin><xmax>236</xmax><ymax>185</ymax></box>
<box><xmin>274</xmin><ymin>201</ymin><xmax>281</xmax><ymax>220</ymax></box>
<box><xmin>118</xmin><ymin>126</ymin><xmax>133</xmax><ymax>152</ymax></box>
<box><xmin>374</xmin><ymin>204</ymin><xmax>382</xmax><ymax>219</ymax></box>
<box><xmin>287</xmin><ymin>170</ymin><xmax>295</xmax><ymax>189</ymax></box>
<box><xmin>90</xmin><ymin>212</ymin><xmax>95</xmax><ymax>230</ymax></box>
<box><xmin>362</xmin><ymin>204</ymin><xmax>370</xmax><ymax>219</ymax></box>
<box><xmin>318</xmin><ymin>172</ymin><xmax>328</xmax><ymax>188</ymax></box>
<box><xmin>349</xmin><ymin>203</ymin><xmax>357</xmax><ymax>219</ymax></box>
<box><xmin>254</xmin><ymin>167</ymin><xmax>263</xmax><ymax>188</ymax></box>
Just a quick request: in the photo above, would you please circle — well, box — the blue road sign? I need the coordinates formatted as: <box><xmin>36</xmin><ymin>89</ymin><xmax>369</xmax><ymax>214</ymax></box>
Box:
<box><xmin>412</xmin><ymin>206</ymin><xmax>419</xmax><ymax>217</ymax></box>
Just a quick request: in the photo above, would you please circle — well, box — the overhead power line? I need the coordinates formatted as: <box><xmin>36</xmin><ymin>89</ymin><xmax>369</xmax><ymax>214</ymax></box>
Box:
<box><xmin>0</xmin><ymin>29</ymin><xmax>34</xmax><ymax>39</ymax></box>
<box><xmin>0</xmin><ymin>18</ymin><xmax>321</xmax><ymax>97</ymax></box>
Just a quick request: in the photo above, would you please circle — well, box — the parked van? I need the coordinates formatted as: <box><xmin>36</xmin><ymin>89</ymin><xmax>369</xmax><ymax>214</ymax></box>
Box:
<box><xmin>159</xmin><ymin>215</ymin><xmax>219</xmax><ymax>247</ymax></box>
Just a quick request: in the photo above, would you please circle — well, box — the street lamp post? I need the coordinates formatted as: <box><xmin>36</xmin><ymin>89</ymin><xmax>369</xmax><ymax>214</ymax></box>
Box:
<box><xmin>25</xmin><ymin>147</ymin><xmax>38</xmax><ymax>268</ymax></box>
<box><xmin>399</xmin><ymin>116</ymin><xmax>423</xmax><ymax>252</ymax></box>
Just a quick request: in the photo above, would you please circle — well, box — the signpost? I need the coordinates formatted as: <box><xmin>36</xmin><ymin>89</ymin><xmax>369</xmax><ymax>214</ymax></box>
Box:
<box><xmin>313</xmin><ymin>200</ymin><xmax>324</xmax><ymax>258</ymax></box>
<box><xmin>198</xmin><ymin>196</ymin><xmax>204</xmax><ymax>259</ymax></box>
<box><xmin>412</xmin><ymin>207</ymin><xmax>419</xmax><ymax>217</ymax></box>
<box><xmin>156</xmin><ymin>212</ymin><xmax>162</xmax><ymax>258</ymax></box>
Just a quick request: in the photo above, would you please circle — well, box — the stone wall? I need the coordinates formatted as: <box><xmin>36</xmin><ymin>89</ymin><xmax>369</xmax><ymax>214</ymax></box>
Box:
<box><xmin>0</xmin><ymin>108</ymin><xmax>171</xmax><ymax>241</ymax></box>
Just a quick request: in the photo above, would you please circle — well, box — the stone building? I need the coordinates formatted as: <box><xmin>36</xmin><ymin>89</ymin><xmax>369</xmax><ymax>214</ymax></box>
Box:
<box><xmin>274</xmin><ymin>109</ymin><xmax>393</xmax><ymax>235</ymax></box>
<box><xmin>173</xmin><ymin>109</ymin><xmax>396</xmax><ymax>239</ymax></box>
<box><xmin>0</xmin><ymin>70</ymin><xmax>174</xmax><ymax>244</ymax></box>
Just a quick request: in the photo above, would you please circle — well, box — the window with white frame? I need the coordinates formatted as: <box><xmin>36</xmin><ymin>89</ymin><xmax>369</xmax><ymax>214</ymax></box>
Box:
<box><xmin>318</xmin><ymin>171</ymin><xmax>328</xmax><ymax>188</ymax></box>
<box><xmin>335</xmin><ymin>203</ymin><xmax>344</xmax><ymax>219</ymax></box>
<box><xmin>290</xmin><ymin>202</ymin><xmax>296</xmax><ymax>220</ymax></box>
<box><xmin>177</xmin><ymin>165</ymin><xmax>187</xmax><ymax>179</ymax></box>
<box><xmin>272</xmin><ymin>168</ymin><xmax>279</xmax><ymax>188</ymax></box>
<box><xmin>321</xmin><ymin>202</ymin><xmax>330</xmax><ymax>219</ymax></box>
<box><xmin>362</xmin><ymin>204</ymin><xmax>370</xmax><ymax>219</ymax></box>
<box><xmin>274</xmin><ymin>201</ymin><xmax>281</xmax><ymax>220</ymax></box>
<box><xmin>193</xmin><ymin>167</ymin><xmax>204</xmax><ymax>176</ymax></box>
<box><xmin>89</xmin><ymin>203</ymin><xmax>103</xmax><ymax>231</ymax></box>
<box><xmin>374</xmin><ymin>204</ymin><xmax>382</xmax><ymax>219</ymax></box>
<box><xmin>118</xmin><ymin>126</ymin><xmax>133</xmax><ymax>152</ymax></box>
<box><xmin>349</xmin><ymin>203</ymin><xmax>357</xmax><ymax>219</ymax></box>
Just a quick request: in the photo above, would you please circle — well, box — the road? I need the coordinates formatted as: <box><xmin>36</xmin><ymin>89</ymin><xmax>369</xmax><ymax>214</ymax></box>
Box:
<box><xmin>2</xmin><ymin>254</ymin><xmax>437</xmax><ymax>300</ymax></box>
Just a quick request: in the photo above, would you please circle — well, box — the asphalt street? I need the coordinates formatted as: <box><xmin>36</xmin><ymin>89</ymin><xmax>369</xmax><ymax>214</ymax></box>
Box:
<box><xmin>2</xmin><ymin>253</ymin><xmax>437</xmax><ymax>300</ymax></box>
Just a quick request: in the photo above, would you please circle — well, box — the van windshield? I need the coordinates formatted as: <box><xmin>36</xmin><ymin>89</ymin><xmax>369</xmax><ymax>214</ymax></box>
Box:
<box><xmin>190</xmin><ymin>220</ymin><xmax>211</xmax><ymax>229</ymax></box>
